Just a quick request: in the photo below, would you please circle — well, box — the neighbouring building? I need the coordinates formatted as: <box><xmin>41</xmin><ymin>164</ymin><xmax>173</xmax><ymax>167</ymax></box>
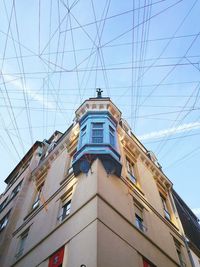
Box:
<box><xmin>0</xmin><ymin>91</ymin><xmax>199</xmax><ymax>267</ymax></box>
<box><xmin>172</xmin><ymin>190</ymin><xmax>200</xmax><ymax>267</ymax></box>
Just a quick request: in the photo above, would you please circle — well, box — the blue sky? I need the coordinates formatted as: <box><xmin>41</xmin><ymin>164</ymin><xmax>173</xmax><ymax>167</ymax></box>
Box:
<box><xmin>0</xmin><ymin>0</ymin><xmax>200</xmax><ymax>218</ymax></box>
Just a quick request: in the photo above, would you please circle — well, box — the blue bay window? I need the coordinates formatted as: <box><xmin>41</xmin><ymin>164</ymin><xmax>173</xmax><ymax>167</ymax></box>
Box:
<box><xmin>73</xmin><ymin>111</ymin><xmax>122</xmax><ymax>177</ymax></box>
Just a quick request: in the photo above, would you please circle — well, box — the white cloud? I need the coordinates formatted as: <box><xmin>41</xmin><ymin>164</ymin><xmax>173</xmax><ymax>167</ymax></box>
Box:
<box><xmin>2</xmin><ymin>73</ymin><xmax>55</xmax><ymax>109</ymax></box>
<box><xmin>139</xmin><ymin>122</ymin><xmax>200</xmax><ymax>141</ymax></box>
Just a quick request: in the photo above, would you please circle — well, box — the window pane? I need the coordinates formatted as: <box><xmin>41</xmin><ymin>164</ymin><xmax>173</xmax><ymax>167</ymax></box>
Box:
<box><xmin>92</xmin><ymin>123</ymin><xmax>103</xmax><ymax>129</ymax></box>
<box><xmin>109</xmin><ymin>126</ymin><xmax>115</xmax><ymax>146</ymax></box>
<box><xmin>32</xmin><ymin>185</ymin><xmax>43</xmax><ymax>209</ymax></box>
<box><xmin>19</xmin><ymin>234</ymin><xmax>28</xmax><ymax>252</ymax></box>
<box><xmin>110</xmin><ymin>133</ymin><xmax>115</xmax><ymax>146</ymax></box>
<box><xmin>126</xmin><ymin>158</ymin><xmax>137</xmax><ymax>183</ymax></box>
<box><xmin>128</xmin><ymin>172</ymin><xmax>137</xmax><ymax>184</ymax></box>
<box><xmin>109</xmin><ymin>125</ymin><xmax>115</xmax><ymax>133</ymax></box>
<box><xmin>92</xmin><ymin>137</ymin><xmax>103</xmax><ymax>143</ymax></box>
<box><xmin>160</xmin><ymin>195</ymin><xmax>171</xmax><ymax>220</ymax></box>
<box><xmin>81</xmin><ymin>126</ymin><xmax>86</xmax><ymax>132</ymax></box>
<box><xmin>0</xmin><ymin>212</ymin><xmax>10</xmax><ymax>231</ymax></box>
<box><xmin>80</xmin><ymin>132</ymin><xmax>86</xmax><ymax>147</ymax></box>
<box><xmin>135</xmin><ymin>214</ymin><xmax>144</xmax><ymax>231</ymax></box>
<box><xmin>92</xmin><ymin>123</ymin><xmax>104</xmax><ymax>143</ymax></box>
<box><xmin>0</xmin><ymin>198</ymin><xmax>8</xmax><ymax>213</ymax></box>
<box><xmin>62</xmin><ymin>201</ymin><xmax>71</xmax><ymax>220</ymax></box>
<box><xmin>92</xmin><ymin>129</ymin><xmax>103</xmax><ymax>137</ymax></box>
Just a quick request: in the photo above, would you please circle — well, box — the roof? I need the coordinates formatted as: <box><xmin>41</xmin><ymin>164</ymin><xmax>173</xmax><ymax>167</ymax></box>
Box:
<box><xmin>4</xmin><ymin>141</ymin><xmax>42</xmax><ymax>185</ymax></box>
<box><xmin>172</xmin><ymin>189</ymin><xmax>200</xmax><ymax>254</ymax></box>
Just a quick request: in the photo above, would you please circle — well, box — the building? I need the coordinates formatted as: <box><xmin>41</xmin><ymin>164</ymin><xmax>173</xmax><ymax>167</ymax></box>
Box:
<box><xmin>172</xmin><ymin>190</ymin><xmax>200</xmax><ymax>267</ymax></box>
<box><xmin>0</xmin><ymin>92</ymin><xmax>198</xmax><ymax>267</ymax></box>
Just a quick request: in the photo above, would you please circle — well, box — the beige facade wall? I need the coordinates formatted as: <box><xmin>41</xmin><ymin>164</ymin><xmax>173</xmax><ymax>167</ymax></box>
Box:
<box><xmin>0</xmin><ymin>99</ymin><xmax>194</xmax><ymax>267</ymax></box>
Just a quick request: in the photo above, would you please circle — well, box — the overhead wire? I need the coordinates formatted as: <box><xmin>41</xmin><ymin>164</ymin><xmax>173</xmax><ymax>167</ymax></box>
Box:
<box><xmin>0</xmin><ymin>0</ymin><xmax>25</xmax><ymax>154</ymax></box>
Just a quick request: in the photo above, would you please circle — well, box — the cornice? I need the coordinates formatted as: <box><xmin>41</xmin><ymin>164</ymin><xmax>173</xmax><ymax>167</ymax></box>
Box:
<box><xmin>31</xmin><ymin>125</ymin><xmax>79</xmax><ymax>179</ymax></box>
<box><xmin>75</xmin><ymin>99</ymin><xmax>121</xmax><ymax>123</ymax></box>
<box><xmin>118</xmin><ymin>127</ymin><xmax>172</xmax><ymax>190</ymax></box>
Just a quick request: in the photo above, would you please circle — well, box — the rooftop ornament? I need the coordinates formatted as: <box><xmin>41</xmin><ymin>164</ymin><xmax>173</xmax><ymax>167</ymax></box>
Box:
<box><xmin>96</xmin><ymin>88</ymin><xmax>103</xmax><ymax>98</ymax></box>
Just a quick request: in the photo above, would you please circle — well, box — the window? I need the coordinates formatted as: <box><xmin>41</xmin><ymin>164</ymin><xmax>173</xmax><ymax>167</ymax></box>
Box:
<box><xmin>0</xmin><ymin>211</ymin><xmax>10</xmax><ymax>231</ymax></box>
<box><xmin>135</xmin><ymin>205</ymin><xmax>146</xmax><ymax>232</ymax></box>
<box><xmin>92</xmin><ymin>123</ymin><xmax>103</xmax><ymax>143</ymax></box>
<box><xmin>174</xmin><ymin>238</ymin><xmax>186</xmax><ymax>267</ymax></box>
<box><xmin>16</xmin><ymin>229</ymin><xmax>29</xmax><ymax>258</ymax></box>
<box><xmin>143</xmin><ymin>258</ymin><xmax>156</xmax><ymax>267</ymax></box>
<box><xmin>126</xmin><ymin>157</ymin><xmax>137</xmax><ymax>184</ymax></box>
<box><xmin>67</xmin><ymin>150</ymin><xmax>76</xmax><ymax>175</ymax></box>
<box><xmin>32</xmin><ymin>184</ymin><xmax>44</xmax><ymax>210</ymax></box>
<box><xmin>45</xmin><ymin>141</ymin><xmax>57</xmax><ymax>157</ymax></box>
<box><xmin>80</xmin><ymin>126</ymin><xmax>87</xmax><ymax>147</ymax></box>
<box><xmin>20</xmin><ymin>159</ymin><xmax>31</xmax><ymax>173</ymax></box>
<box><xmin>109</xmin><ymin>126</ymin><xmax>115</xmax><ymax>146</ymax></box>
<box><xmin>61</xmin><ymin>200</ymin><xmax>71</xmax><ymax>220</ymax></box>
<box><xmin>160</xmin><ymin>194</ymin><xmax>171</xmax><ymax>220</ymax></box>
<box><xmin>0</xmin><ymin>197</ymin><xmax>8</xmax><ymax>213</ymax></box>
<box><xmin>10</xmin><ymin>181</ymin><xmax>22</xmax><ymax>200</ymax></box>
<box><xmin>58</xmin><ymin>189</ymin><xmax>72</xmax><ymax>222</ymax></box>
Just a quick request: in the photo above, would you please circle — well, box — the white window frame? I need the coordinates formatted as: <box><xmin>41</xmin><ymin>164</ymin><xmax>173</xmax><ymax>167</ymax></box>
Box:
<box><xmin>0</xmin><ymin>212</ymin><xmax>10</xmax><ymax>231</ymax></box>
<box><xmin>160</xmin><ymin>194</ymin><xmax>171</xmax><ymax>221</ymax></box>
<box><xmin>91</xmin><ymin>122</ymin><xmax>104</xmax><ymax>144</ymax></box>
<box><xmin>126</xmin><ymin>157</ymin><xmax>137</xmax><ymax>184</ymax></box>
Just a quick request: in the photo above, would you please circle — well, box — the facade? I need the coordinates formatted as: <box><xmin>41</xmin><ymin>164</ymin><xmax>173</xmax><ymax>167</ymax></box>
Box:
<box><xmin>0</xmin><ymin>93</ymin><xmax>199</xmax><ymax>267</ymax></box>
<box><xmin>172</xmin><ymin>190</ymin><xmax>200</xmax><ymax>267</ymax></box>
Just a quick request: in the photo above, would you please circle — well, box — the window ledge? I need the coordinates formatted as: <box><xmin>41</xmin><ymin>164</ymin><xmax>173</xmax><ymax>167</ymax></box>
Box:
<box><xmin>60</xmin><ymin>172</ymin><xmax>75</xmax><ymax>186</ymax></box>
<box><xmin>15</xmin><ymin>250</ymin><xmax>23</xmax><ymax>259</ymax></box>
<box><xmin>23</xmin><ymin>206</ymin><xmax>40</xmax><ymax>221</ymax></box>
<box><xmin>165</xmin><ymin>216</ymin><xmax>179</xmax><ymax>231</ymax></box>
<box><xmin>125</xmin><ymin>177</ymin><xmax>144</xmax><ymax>196</ymax></box>
<box><xmin>0</xmin><ymin>193</ymin><xmax>18</xmax><ymax>214</ymax></box>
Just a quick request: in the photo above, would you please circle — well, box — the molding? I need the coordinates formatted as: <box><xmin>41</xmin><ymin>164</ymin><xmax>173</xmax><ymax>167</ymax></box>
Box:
<box><xmin>31</xmin><ymin>126</ymin><xmax>79</xmax><ymax>179</ymax></box>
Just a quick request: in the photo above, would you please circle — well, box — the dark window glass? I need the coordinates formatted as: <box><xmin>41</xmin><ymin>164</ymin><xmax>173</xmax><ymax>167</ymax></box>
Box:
<box><xmin>126</xmin><ymin>158</ymin><xmax>137</xmax><ymax>184</ymax></box>
<box><xmin>135</xmin><ymin>214</ymin><xmax>145</xmax><ymax>231</ymax></box>
<box><xmin>32</xmin><ymin>184</ymin><xmax>44</xmax><ymax>209</ymax></box>
<box><xmin>109</xmin><ymin>126</ymin><xmax>115</xmax><ymax>146</ymax></box>
<box><xmin>92</xmin><ymin>123</ymin><xmax>103</xmax><ymax>143</ymax></box>
<box><xmin>10</xmin><ymin>181</ymin><xmax>22</xmax><ymax>200</ymax></box>
<box><xmin>160</xmin><ymin>195</ymin><xmax>171</xmax><ymax>220</ymax></box>
<box><xmin>0</xmin><ymin>211</ymin><xmax>10</xmax><ymax>231</ymax></box>
<box><xmin>0</xmin><ymin>197</ymin><xmax>8</xmax><ymax>213</ymax></box>
<box><xmin>174</xmin><ymin>238</ymin><xmax>186</xmax><ymax>267</ymax></box>
<box><xmin>62</xmin><ymin>200</ymin><xmax>71</xmax><ymax>220</ymax></box>
<box><xmin>80</xmin><ymin>126</ymin><xmax>87</xmax><ymax>147</ymax></box>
